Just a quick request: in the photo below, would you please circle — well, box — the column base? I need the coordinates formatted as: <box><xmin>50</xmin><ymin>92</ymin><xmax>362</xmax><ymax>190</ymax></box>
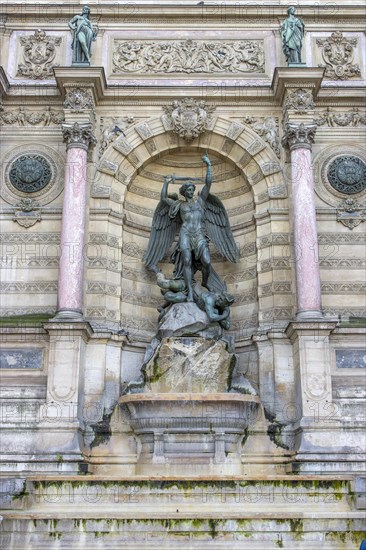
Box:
<box><xmin>295</xmin><ymin>309</ymin><xmax>323</xmax><ymax>320</ymax></box>
<box><xmin>51</xmin><ymin>309</ymin><xmax>84</xmax><ymax>321</ymax></box>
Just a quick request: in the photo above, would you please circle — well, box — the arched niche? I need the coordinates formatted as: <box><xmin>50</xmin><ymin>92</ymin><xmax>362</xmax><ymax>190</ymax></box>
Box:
<box><xmin>87</xmin><ymin>116</ymin><xmax>286</xmax><ymax>340</ymax></box>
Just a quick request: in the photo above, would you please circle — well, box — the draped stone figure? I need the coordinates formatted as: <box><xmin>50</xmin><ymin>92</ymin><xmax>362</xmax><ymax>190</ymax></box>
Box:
<box><xmin>68</xmin><ymin>6</ymin><xmax>98</xmax><ymax>65</ymax></box>
<box><xmin>281</xmin><ymin>6</ymin><xmax>305</xmax><ymax>65</ymax></box>
<box><xmin>143</xmin><ymin>154</ymin><xmax>238</xmax><ymax>327</ymax></box>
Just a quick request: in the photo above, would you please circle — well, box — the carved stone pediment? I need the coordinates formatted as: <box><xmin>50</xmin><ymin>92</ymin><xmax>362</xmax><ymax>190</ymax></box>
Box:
<box><xmin>162</xmin><ymin>98</ymin><xmax>215</xmax><ymax>142</ymax></box>
<box><xmin>316</xmin><ymin>31</ymin><xmax>361</xmax><ymax>80</ymax></box>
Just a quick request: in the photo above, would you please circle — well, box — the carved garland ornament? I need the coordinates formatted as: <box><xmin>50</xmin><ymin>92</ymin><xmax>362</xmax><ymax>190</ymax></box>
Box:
<box><xmin>162</xmin><ymin>98</ymin><xmax>215</xmax><ymax>142</ymax></box>
<box><xmin>314</xmin><ymin>107</ymin><xmax>366</xmax><ymax>127</ymax></box>
<box><xmin>113</xmin><ymin>39</ymin><xmax>265</xmax><ymax>74</ymax></box>
<box><xmin>16</xmin><ymin>29</ymin><xmax>61</xmax><ymax>80</ymax></box>
<box><xmin>0</xmin><ymin>103</ymin><xmax>64</xmax><ymax>126</ymax></box>
<box><xmin>316</xmin><ymin>31</ymin><xmax>361</xmax><ymax>80</ymax></box>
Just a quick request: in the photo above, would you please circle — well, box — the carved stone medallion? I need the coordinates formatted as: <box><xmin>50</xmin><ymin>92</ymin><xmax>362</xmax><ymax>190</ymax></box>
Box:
<box><xmin>162</xmin><ymin>98</ymin><xmax>215</xmax><ymax>142</ymax></box>
<box><xmin>328</xmin><ymin>156</ymin><xmax>366</xmax><ymax>195</ymax></box>
<box><xmin>9</xmin><ymin>155</ymin><xmax>52</xmax><ymax>193</ymax></box>
<box><xmin>316</xmin><ymin>32</ymin><xmax>361</xmax><ymax>80</ymax></box>
<box><xmin>2</xmin><ymin>144</ymin><xmax>64</xmax><ymax>206</ymax></box>
<box><xmin>16</xmin><ymin>29</ymin><xmax>61</xmax><ymax>80</ymax></box>
<box><xmin>64</xmin><ymin>88</ymin><xmax>93</xmax><ymax>112</ymax></box>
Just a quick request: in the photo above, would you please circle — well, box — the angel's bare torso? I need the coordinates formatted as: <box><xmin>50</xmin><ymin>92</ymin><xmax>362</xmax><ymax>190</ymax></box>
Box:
<box><xmin>179</xmin><ymin>197</ymin><xmax>206</xmax><ymax>251</ymax></box>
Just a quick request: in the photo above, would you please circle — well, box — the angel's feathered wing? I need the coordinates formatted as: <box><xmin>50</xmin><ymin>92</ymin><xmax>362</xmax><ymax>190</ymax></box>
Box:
<box><xmin>203</xmin><ymin>193</ymin><xmax>238</xmax><ymax>263</ymax></box>
<box><xmin>143</xmin><ymin>197</ymin><xmax>181</xmax><ymax>272</ymax></box>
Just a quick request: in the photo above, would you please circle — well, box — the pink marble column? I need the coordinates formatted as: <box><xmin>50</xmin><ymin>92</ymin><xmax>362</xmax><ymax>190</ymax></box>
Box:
<box><xmin>284</xmin><ymin>123</ymin><xmax>323</xmax><ymax>319</ymax></box>
<box><xmin>56</xmin><ymin>122</ymin><xmax>96</xmax><ymax>319</ymax></box>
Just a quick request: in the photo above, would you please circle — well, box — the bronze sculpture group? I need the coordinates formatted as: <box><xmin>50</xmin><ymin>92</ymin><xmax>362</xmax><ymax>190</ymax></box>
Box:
<box><xmin>143</xmin><ymin>154</ymin><xmax>238</xmax><ymax>328</ymax></box>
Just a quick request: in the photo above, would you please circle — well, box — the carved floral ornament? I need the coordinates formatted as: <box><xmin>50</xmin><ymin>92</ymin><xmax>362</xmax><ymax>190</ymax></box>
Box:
<box><xmin>162</xmin><ymin>98</ymin><xmax>215</xmax><ymax>142</ymax></box>
<box><xmin>112</xmin><ymin>39</ymin><xmax>265</xmax><ymax>74</ymax></box>
<box><xmin>316</xmin><ymin>31</ymin><xmax>361</xmax><ymax>80</ymax></box>
<box><xmin>17</xmin><ymin>29</ymin><xmax>61</xmax><ymax>80</ymax></box>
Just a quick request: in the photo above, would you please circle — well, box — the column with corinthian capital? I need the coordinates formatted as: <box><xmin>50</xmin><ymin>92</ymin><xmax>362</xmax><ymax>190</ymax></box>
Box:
<box><xmin>282</xmin><ymin>122</ymin><xmax>323</xmax><ymax>319</ymax></box>
<box><xmin>55</xmin><ymin>121</ymin><xmax>96</xmax><ymax>319</ymax></box>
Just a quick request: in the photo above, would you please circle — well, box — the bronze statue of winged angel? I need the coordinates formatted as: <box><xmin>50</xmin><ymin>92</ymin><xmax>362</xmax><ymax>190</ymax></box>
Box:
<box><xmin>143</xmin><ymin>154</ymin><xmax>238</xmax><ymax>312</ymax></box>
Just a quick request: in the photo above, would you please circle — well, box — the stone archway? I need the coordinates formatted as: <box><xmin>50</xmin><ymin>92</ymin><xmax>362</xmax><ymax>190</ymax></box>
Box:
<box><xmin>87</xmin><ymin>116</ymin><xmax>288</xmax><ymax>339</ymax></box>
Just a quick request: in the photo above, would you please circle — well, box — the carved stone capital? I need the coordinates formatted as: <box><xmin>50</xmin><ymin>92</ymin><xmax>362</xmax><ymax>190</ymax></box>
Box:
<box><xmin>62</xmin><ymin>122</ymin><xmax>97</xmax><ymax>151</ymax></box>
<box><xmin>282</xmin><ymin>122</ymin><xmax>317</xmax><ymax>151</ymax></box>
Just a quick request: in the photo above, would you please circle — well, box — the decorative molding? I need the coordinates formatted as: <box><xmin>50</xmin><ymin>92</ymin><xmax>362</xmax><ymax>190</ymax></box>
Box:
<box><xmin>0</xmin><ymin>232</ymin><xmax>59</xmax><ymax>244</ymax></box>
<box><xmin>0</xmin><ymin>103</ymin><xmax>64</xmax><ymax>126</ymax></box>
<box><xmin>16</xmin><ymin>29</ymin><xmax>61</xmax><ymax>80</ymax></box>
<box><xmin>0</xmin><ymin>282</ymin><xmax>57</xmax><ymax>293</ymax></box>
<box><xmin>320</xmin><ymin>258</ymin><xmax>366</xmax><ymax>269</ymax></box>
<box><xmin>316</xmin><ymin>32</ymin><xmax>361</xmax><ymax>80</ymax></box>
<box><xmin>284</xmin><ymin>88</ymin><xmax>314</xmax><ymax>114</ymax></box>
<box><xmin>314</xmin><ymin>107</ymin><xmax>366</xmax><ymax>127</ymax></box>
<box><xmin>99</xmin><ymin>115</ymin><xmax>135</xmax><ymax>159</ymax></box>
<box><xmin>112</xmin><ymin>39</ymin><xmax>265</xmax><ymax>74</ymax></box>
<box><xmin>62</xmin><ymin>122</ymin><xmax>97</xmax><ymax>150</ymax></box>
<box><xmin>64</xmin><ymin>87</ymin><xmax>94</xmax><ymax>111</ymax></box>
<box><xmin>242</xmin><ymin>116</ymin><xmax>280</xmax><ymax>158</ymax></box>
<box><xmin>321</xmin><ymin>282</ymin><xmax>366</xmax><ymax>294</ymax></box>
<box><xmin>336</xmin><ymin>198</ymin><xmax>366</xmax><ymax>230</ymax></box>
<box><xmin>282</xmin><ymin>122</ymin><xmax>317</xmax><ymax>151</ymax></box>
<box><xmin>318</xmin><ymin>232</ymin><xmax>366</xmax><ymax>244</ymax></box>
<box><xmin>161</xmin><ymin>98</ymin><xmax>215</xmax><ymax>142</ymax></box>
<box><xmin>13</xmin><ymin>198</ymin><xmax>41</xmax><ymax>228</ymax></box>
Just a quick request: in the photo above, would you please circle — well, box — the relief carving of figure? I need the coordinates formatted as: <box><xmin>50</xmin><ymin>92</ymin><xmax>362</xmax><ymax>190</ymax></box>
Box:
<box><xmin>68</xmin><ymin>5</ymin><xmax>98</xmax><ymax>65</ymax></box>
<box><xmin>281</xmin><ymin>6</ymin><xmax>305</xmax><ymax>64</ymax></box>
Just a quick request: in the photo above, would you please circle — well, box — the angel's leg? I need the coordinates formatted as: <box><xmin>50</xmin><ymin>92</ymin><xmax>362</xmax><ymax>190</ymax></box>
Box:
<box><xmin>201</xmin><ymin>248</ymin><xmax>211</xmax><ymax>289</ymax></box>
<box><xmin>182</xmin><ymin>249</ymin><xmax>194</xmax><ymax>301</ymax></box>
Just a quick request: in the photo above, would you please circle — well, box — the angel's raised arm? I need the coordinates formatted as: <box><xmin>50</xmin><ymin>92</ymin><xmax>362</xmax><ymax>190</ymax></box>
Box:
<box><xmin>200</xmin><ymin>153</ymin><xmax>212</xmax><ymax>202</ymax></box>
<box><xmin>161</xmin><ymin>176</ymin><xmax>174</xmax><ymax>205</ymax></box>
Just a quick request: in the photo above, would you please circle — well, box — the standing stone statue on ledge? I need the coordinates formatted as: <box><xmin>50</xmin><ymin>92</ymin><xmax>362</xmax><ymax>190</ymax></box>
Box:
<box><xmin>281</xmin><ymin>6</ymin><xmax>305</xmax><ymax>66</ymax></box>
<box><xmin>143</xmin><ymin>153</ymin><xmax>238</xmax><ymax>330</ymax></box>
<box><xmin>68</xmin><ymin>5</ymin><xmax>98</xmax><ymax>65</ymax></box>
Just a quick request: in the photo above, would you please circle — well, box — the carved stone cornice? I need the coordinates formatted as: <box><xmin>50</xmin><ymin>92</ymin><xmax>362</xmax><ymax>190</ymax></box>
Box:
<box><xmin>62</xmin><ymin>122</ymin><xmax>97</xmax><ymax>151</ymax></box>
<box><xmin>282</xmin><ymin>122</ymin><xmax>317</xmax><ymax>151</ymax></box>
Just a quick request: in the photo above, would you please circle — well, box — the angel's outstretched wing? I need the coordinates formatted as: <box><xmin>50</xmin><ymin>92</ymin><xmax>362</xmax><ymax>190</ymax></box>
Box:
<box><xmin>143</xmin><ymin>197</ymin><xmax>181</xmax><ymax>272</ymax></box>
<box><xmin>203</xmin><ymin>193</ymin><xmax>238</xmax><ymax>263</ymax></box>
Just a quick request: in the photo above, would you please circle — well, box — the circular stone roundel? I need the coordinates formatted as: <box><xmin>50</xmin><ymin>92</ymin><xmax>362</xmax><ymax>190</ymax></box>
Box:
<box><xmin>9</xmin><ymin>154</ymin><xmax>52</xmax><ymax>193</ymax></box>
<box><xmin>327</xmin><ymin>156</ymin><xmax>366</xmax><ymax>195</ymax></box>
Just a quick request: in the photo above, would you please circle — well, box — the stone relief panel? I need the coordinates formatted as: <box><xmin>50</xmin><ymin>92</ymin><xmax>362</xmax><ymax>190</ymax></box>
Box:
<box><xmin>112</xmin><ymin>39</ymin><xmax>265</xmax><ymax>74</ymax></box>
<box><xmin>16</xmin><ymin>29</ymin><xmax>61</xmax><ymax>79</ymax></box>
<box><xmin>316</xmin><ymin>32</ymin><xmax>361</xmax><ymax>80</ymax></box>
<box><xmin>99</xmin><ymin>116</ymin><xmax>135</xmax><ymax>159</ymax></box>
<box><xmin>241</xmin><ymin>116</ymin><xmax>280</xmax><ymax>158</ymax></box>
